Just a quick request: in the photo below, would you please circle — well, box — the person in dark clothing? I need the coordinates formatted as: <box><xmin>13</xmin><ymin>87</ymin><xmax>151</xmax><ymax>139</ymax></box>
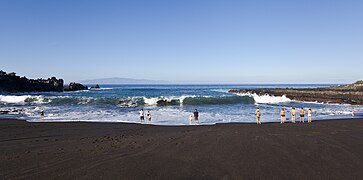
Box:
<box><xmin>193</xmin><ymin>109</ymin><xmax>199</xmax><ymax>120</ymax></box>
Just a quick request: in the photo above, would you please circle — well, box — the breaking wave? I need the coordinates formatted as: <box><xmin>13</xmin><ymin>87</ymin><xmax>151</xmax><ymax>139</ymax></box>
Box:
<box><xmin>0</xmin><ymin>95</ymin><xmax>48</xmax><ymax>104</ymax></box>
<box><xmin>183</xmin><ymin>96</ymin><xmax>254</xmax><ymax>105</ymax></box>
<box><xmin>235</xmin><ymin>93</ymin><xmax>291</xmax><ymax>104</ymax></box>
<box><xmin>0</xmin><ymin>95</ymin><xmax>255</xmax><ymax>107</ymax></box>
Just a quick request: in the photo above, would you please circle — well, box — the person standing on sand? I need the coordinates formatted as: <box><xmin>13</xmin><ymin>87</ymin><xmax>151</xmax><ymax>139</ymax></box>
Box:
<box><xmin>146</xmin><ymin>111</ymin><xmax>151</xmax><ymax>121</ymax></box>
<box><xmin>256</xmin><ymin>108</ymin><xmax>261</xmax><ymax>124</ymax></box>
<box><xmin>300</xmin><ymin>108</ymin><xmax>305</xmax><ymax>123</ymax></box>
<box><xmin>139</xmin><ymin>109</ymin><xmax>144</xmax><ymax>121</ymax></box>
<box><xmin>280</xmin><ymin>108</ymin><xmax>286</xmax><ymax>124</ymax></box>
<box><xmin>193</xmin><ymin>109</ymin><xmax>199</xmax><ymax>121</ymax></box>
<box><xmin>308</xmin><ymin>108</ymin><xmax>312</xmax><ymax>123</ymax></box>
<box><xmin>291</xmin><ymin>107</ymin><xmax>296</xmax><ymax>123</ymax></box>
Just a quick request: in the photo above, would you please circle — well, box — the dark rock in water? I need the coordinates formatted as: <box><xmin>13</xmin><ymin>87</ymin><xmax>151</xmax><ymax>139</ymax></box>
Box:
<box><xmin>0</xmin><ymin>110</ymin><xmax>10</xmax><ymax>114</ymax></box>
<box><xmin>156</xmin><ymin>99</ymin><xmax>180</xmax><ymax>106</ymax></box>
<box><xmin>64</xmin><ymin>82</ymin><xmax>88</xmax><ymax>91</ymax></box>
<box><xmin>229</xmin><ymin>81</ymin><xmax>363</xmax><ymax>105</ymax></box>
<box><xmin>90</xmin><ymin>84</ymin><xmax>100</xmax><ymax>89</ymax></box>
<box><xmin>0</xmin><ymin>70</ymin><xmax>63</xmax><ymax>92</ymax></box>
<box><xmin>0</xmin><ymin>108</ymin><xmax>24</xmax><ymax>114</ymax></box>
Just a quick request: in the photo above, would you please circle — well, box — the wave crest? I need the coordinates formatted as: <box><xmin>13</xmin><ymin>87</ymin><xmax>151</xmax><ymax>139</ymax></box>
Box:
<box><xmin>0</xmin><ymin>95</ymin><xmax>48</xmax><ymax>104</ymax></box>
<box><xmin>236</xmin><ymin>93</ymin><xmax>291</xmax><ymax>104</ymax></box>
<box><xmin>0</xmin><ymin>95</ymin><xmax>255</xmax><ymax>106</ymax></box>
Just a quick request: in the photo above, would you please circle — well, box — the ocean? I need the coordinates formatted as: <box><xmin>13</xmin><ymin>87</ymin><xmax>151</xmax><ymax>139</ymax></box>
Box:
<box><xmin>0</xmin><ymin>84</ymin><xmax>360</xmax><ymax>125</ymax></box>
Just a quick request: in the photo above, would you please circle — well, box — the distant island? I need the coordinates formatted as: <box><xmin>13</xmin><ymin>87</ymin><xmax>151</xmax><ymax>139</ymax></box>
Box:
<box><xmin>79</xmin><ymin>77</ymin><xmax>170</xmax><ymax>85</ymax></box>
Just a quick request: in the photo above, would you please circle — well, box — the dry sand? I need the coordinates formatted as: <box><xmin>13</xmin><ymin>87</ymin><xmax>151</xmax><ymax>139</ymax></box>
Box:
<box><xmin>1</xmin><ymin>119</ymin><xmax>362</xmax><ymax>179</ymax></box>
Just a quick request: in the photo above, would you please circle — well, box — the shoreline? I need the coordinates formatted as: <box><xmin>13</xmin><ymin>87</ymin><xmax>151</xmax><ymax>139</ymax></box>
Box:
<box><xmin>0</xmin><ymin>115</ymin><xmax>360</xmax><ymax>126</ymax></box>
<box><xmin>1</xmin><ymin>118</ymin><xmax>363</xmax><ymax>179</ymax></box>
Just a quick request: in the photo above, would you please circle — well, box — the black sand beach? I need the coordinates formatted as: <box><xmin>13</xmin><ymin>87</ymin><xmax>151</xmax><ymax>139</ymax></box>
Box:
<box><xmin>1</xmin><ymin>119</ymin><xmax>362</xmax><ymax>179</ymax></box>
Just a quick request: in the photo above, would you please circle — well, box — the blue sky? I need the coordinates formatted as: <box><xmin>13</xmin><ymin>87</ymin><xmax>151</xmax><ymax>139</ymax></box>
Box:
<box><xmin>0</xmin><ymin>0</ymin><xmax>362</xmax><ymax>84</ymax></box>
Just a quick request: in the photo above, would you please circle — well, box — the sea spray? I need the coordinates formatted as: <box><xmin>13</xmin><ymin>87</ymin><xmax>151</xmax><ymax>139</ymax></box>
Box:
<box><xmin>235</xmin><ymin>93</ymin><xmax>291</xmax><ymax>104</ymax></box>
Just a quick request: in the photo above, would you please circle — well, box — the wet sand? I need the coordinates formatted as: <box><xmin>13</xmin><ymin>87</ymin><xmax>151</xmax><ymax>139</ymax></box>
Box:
<box><xmin>1</xmin><ymin>119</ymin><xmax>362</xmax><ymax>179</ymax></box>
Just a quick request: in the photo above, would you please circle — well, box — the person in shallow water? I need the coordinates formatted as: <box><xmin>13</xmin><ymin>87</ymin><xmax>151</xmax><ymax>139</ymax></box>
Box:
<box><xmin>300</xmin><ymin>108</ymin><xmax>305</xmax><ymax>123</ymax></box>
<box><xmin>291</xmin><ymin>107</ymin><xmax>296</xmax><ymax>123</ymax></box>
<box><xmin>146</xmin><ymin>111</ymin><xmax>151</xmax><ymax>121</ymax></box>
<box><xmin>308</xmin><ymin>108</ymin><xmax>312</xmax><ymax>123</ymax></box>
<box><xmin>280</xmin><ymin>108</ymin><xmax>286</xmax><ymax>124</ymax></box>
<box><xmin>189</xmin><ymin>114</ymin><xmax>198</xmax><ymax>125</ymax></box>
<box><xmin>189</xmin><ymin>114</ymin><xmax>193</xmax><ymax>122</ymax></box>
<box><xmin>139</xmin><ymin>109</ymin><xmax>144</xmax><ymax>121</ymax></box>
<box><xmin>256</xmin><ymin>108</ymin><xmax>261</xmax><ymax>124</ymax></box>
<box><xmin>193</xmin><ymin>109</ymin><xmax>199</xmax><ymax>121</ymax></box>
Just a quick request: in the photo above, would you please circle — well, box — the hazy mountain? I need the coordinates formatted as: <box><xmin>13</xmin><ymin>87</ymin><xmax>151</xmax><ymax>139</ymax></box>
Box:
<box><xmin>79</xmin><ymin>77</ymin><xmax>170</xmax><ymax>84</ymax></box>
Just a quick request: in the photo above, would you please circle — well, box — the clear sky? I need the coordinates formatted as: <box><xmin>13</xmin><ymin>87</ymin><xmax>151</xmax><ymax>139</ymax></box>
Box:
<box><xmin>0</xmin><ymin>0</ymin><xmax>362</xmax><ymax>84</ymax></box>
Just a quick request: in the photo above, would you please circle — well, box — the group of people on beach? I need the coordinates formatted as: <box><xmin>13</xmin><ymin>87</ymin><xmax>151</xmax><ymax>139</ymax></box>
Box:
<box><xmin>139</xmin><ymin>109</ymin><xmax>152</xmax><ymax>121</ymax></box>
<box><xmin>256</xmin><ymin>107</ymin><xmax>313</xmax><ymax>124</ymax></box>
<box><xmin>138</xmin><ymin>109</ymin><xmax>200</xmax><ymax>124</ymax></box>
<box><xmin>140</xmin><ymin>107</ymin><xmax>314</xmax><ymax>125</ymax></box>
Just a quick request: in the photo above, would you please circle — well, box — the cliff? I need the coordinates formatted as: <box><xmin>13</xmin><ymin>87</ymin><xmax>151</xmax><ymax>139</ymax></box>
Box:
<box><xmin>229</xmin><ymin>81</ymin><xmax>363</xmax><ymax>105</ymax></box>
<box><xmin>0</xmin><ymin>71</ymin><xmax>63</xmax><ymax>93</ymax></box>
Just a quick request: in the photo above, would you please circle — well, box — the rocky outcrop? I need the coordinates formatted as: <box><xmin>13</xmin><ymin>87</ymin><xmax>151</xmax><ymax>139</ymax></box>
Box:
<box><xmin>156</xmin><ymin>99</ymin><xmax>180</xmax><ymax>106</ymax></box>
<box><xmin>0</xmin><ymin>70</ymin><xmax>63</xmax><ymax>92</ymax></box>
<box><xmin>229</xmin><ymin>81</ymin><xmax>363</xmax><ymax>105</ymax></box>
<box><xmin>64</xmin><ymin>82</ymin><xmax>88</xmax><ymax>91</ymax></box>
<box><xmin>90</xmin><ymin>84</ymin><xmax>100</xmax><ymax>89</ymax></box>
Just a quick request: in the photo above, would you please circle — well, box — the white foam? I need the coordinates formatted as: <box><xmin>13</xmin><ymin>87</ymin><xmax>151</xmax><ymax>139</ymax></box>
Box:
<box><xmin>90</xmin><ymin>87</ymin><xmax>113</xmax><ymax>91</ymax></box>
<box><xmin>0</xmin><ymin>95</ymin><xmax>31</xmax><ymax>103</ymax></box>
<box><xmin>143</xmin><ymin>97</ymin><xmax>160</xmax><ymax>105</ymax></box>
<box><xmin>210</xmin><ymin>89</ymin><xmax>229</xmax><ymax>93</ymax></box>
<box><xmin>0</xmin><ymin>95</ymin><xmax>47</xmax><ymax>104</ymax></box>
<box><xmin>236</xmin><ymin>93</ymin><xmax>291</xmax><ymax>104</ymax></box>
<box><xmin>318</xmin><ymin>109</ymin><xmax>354</xmax><ymax>115</ymax></box>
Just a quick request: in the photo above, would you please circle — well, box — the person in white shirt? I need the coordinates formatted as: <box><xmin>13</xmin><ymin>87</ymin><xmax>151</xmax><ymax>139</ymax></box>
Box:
<box><xmin>308</xmin><ymin>108</ymin><xmax>312</xmax><ymax>123</ymax></box>
<box><xmin>139</xmin><ymin>109</ymin><xmax>144</xmax><ymax>121</ymax></box>
<box><xmin>189</xmin><ymin>114</ymin><xmax>193</xmax><ymax>122</ymax></box>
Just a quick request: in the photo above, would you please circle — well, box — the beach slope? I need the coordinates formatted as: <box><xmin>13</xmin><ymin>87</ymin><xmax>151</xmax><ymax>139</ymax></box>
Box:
<box><xmin>1</xmin><ymin>119</ymin><xmax>362</xmax><ymax>179</ymax></box>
